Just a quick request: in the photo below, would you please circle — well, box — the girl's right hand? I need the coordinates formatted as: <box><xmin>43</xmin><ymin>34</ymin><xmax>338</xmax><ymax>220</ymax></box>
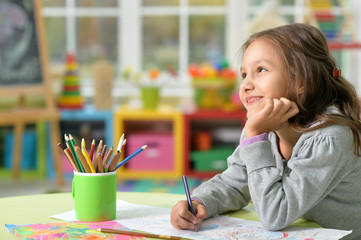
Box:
<box><xmin>170</xmin><ymin>200</ymin><xmax>207</xmax><ymax>231</ymax></box>
<box><xmin>245</xmin><ymin>97</ymin><xmax>299</xmax><ymax>138</ymax></box>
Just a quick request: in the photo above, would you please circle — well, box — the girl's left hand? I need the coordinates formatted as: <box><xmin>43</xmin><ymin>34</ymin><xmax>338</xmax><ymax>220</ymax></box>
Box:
<box><xmin>245</xmin><ymin>97</ymin><xmax>299</xmax><ymax>138</ymax></box>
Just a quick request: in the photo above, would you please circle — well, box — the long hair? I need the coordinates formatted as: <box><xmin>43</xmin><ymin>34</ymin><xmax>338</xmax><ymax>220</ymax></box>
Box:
<box><xmin>241</xmin><ymin>23</ymin><xmax>361</xmax><ymax>155</ymax></box>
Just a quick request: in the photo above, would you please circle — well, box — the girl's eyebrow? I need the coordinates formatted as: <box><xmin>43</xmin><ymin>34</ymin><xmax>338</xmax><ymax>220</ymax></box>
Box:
<box><xmin>240</xmin><ymin>58</ymin><xmax>274</xmax><ymax>72</ymax></box>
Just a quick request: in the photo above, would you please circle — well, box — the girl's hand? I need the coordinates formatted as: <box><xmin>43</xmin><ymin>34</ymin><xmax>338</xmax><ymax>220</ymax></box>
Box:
<box><xmin>245</xmin><ymin>97</ymin><xmax>299</xmax><ymax>138</ymax></box>
<box><xmin>170</xmin><ymin>200</ymin><xmax>207</xmax><ymax>231</ymax></box>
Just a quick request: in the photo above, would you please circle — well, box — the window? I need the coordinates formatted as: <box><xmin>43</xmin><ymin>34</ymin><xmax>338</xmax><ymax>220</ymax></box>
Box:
<box><xmin>42</xmin><ymin>0</ymin><xmax>241</xmax><ymax>98</ymax></box>
<box><xmin>42</xmin><ymin>0</ymin><xmax>361</xmax><ymax>98</ymax></box>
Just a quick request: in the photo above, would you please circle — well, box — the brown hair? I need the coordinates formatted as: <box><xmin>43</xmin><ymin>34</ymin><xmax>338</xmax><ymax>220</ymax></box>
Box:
<box><xmin>241</xmin><ymin>23</ymin><xmax>361</xmax><ymax>155</ymax></box>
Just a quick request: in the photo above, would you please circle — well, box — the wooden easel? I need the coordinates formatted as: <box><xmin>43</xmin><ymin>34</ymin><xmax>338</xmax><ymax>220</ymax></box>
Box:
<box><xmin>0</xmin><ymin>0</ymin><xmax>63</xmax><ymax>186</ymax></box>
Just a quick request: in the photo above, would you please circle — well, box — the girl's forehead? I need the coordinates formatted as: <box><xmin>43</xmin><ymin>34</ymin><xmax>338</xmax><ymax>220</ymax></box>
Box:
<box><xmin>243</xmin><ymin>38</ymin><xmax>282</xmax><ymax>63</ymax></box>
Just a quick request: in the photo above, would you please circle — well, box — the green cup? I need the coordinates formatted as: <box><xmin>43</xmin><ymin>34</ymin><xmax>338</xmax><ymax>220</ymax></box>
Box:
<box><xmin>141</xmin><ymin>87</ymin><xmax>159</xmax><ymax>109</ymax></box>
<box><xmin>72</xmin><ymin>171</ymin><xmax>117</xmax><ymax>222</ymax></box>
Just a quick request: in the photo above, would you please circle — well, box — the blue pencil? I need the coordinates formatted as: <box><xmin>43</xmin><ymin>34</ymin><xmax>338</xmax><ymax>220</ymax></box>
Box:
<box><xmin>182</xmin><ymin>175</ymin><xmax>195</xmax><ymax>215</ymax></box>
<box><xmin>114</xmin><ymin>145</ymin><xmax>147</xmax><ymax>170</ymax></box>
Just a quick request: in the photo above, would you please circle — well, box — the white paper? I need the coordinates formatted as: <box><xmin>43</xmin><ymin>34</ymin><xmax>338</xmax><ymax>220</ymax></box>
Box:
<box><xmin>52</xmin><ymin>200</ymin><xmax>352</xmax><ymax>240</ymax></box>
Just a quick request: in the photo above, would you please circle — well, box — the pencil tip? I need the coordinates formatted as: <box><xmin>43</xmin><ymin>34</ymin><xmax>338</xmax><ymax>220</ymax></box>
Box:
<box><xmin>92</xmin><ymin>139</ymin><xmax>95</xmax><ymax>144</ymax></box>
<box><xmin>142</xmin><ymin>145</ymin><xmax>148</xmax><ymax>149</ymax></box>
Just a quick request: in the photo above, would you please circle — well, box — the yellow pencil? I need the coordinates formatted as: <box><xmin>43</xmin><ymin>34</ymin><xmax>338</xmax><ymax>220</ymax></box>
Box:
<box><xmin>81</xmin><ymin>138</ymin><xmax>96</xmax><ymax>173</ymax></box>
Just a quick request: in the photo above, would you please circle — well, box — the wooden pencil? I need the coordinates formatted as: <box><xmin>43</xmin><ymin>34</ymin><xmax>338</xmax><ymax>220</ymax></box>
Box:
<box><xmin>65</xmin><ymin>134</ymin><xmax>84</xmax><ymax>172</ymax></box>
<box><xmin>120</xmin><ymin>139</ymin><xmax>127</xmax><ymax>153</ymax></box>
<box><xmin>89</xmin><ymin>139</ymin><xmax>96</xmax><ymax>162</ymax></box>
<box><xmin>96</xmin><ymin>140</ymin><xmax>104</xmax><ymax>156</ymax></box>
<box><xmin>102</xmin><ymin>146</ymin><xmax>114</xmax><ymax>168</ymax></box>
<box><xmin>75</xmin><ymin>145</ymin><xmax>92</xmax><ymax>173</ymax></box>
<box><xmin>116</xmin><ymin>133</ymin><xmax>125</xmax><ymax>152</ymax></box>
<box><xmin>100</xmin><ymin>145</ymin><xmax>108</xmax><ymax>159</ymax></box>
<box><xmin>96</xmin><ymin>152</ymin><xmax>104</xmax><ymax>173</ymax></box>
<box><xmin>108</xmin><ymin>150</ymin><xmax>121</xmax><ymax>172</ymax></box>
<box><xmin>64</xmin><ymin>148</ymin><xmax>79</xmax><ymax>172</ymax></box>
<box><xmin>57</xmin><ymin>143</ymin><xmax>79</xmax><ymax>172</ymax></box>
<box><xmin>93</xmin><ymin>139</ymin><xmax>103</xmax><ymax>172</ymax></box>
<box><xmin>97</xmin><ymin>228</ymin><xmax>182</xmax><ymax>240</ymax></box>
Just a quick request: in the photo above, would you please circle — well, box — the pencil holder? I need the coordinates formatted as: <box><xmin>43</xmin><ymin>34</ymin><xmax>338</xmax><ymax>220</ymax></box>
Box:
<box><xmin>72</xmin><ymin>171</ymin><xmax>117</xmax><ymax>222</ymax></box>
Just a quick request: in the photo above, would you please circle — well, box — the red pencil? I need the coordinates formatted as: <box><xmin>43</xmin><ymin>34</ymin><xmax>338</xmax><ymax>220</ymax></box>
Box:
<box><xmin>89</xmin><ymin>139</ymin><xmax>95</xmax><ymax>162</ymax></box>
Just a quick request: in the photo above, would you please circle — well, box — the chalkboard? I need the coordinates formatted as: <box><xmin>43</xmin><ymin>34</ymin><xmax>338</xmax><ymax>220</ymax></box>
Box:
<box><xmin>0</xmin><ymin>0</ymin><xmax>43</xmax><ymax>86</ymax></box>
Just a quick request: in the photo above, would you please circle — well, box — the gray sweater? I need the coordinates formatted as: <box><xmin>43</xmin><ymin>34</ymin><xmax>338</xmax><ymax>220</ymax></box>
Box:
<box><xmin>192</xmin><ymin>123</ymin><xmax>361</xmax><ymax>240</ymax></box>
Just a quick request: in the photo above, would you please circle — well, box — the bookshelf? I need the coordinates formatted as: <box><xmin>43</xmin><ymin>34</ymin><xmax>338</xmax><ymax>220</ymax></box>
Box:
<box><xmin>113</xmin><ymin>106</ymin><xmax>184</xmax><ymax>179</ymax></box>
<box><xmin>183</xmin><ymin>110</ymin><xmax>246</xmax><ymax>178</ymax></box>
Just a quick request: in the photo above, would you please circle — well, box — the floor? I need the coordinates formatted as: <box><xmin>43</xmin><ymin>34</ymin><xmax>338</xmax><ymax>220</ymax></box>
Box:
<box><xmin>0</xmin><ymin>177</ymin><xmax>204</xmax><ymax>198</ymax></box>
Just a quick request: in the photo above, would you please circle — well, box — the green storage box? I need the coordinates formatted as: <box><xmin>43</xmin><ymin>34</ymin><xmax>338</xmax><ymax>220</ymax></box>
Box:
<box><xmin>191</xmin><ymin>147</ymin><xmax>234</xmax><ymax>171</ymax></box>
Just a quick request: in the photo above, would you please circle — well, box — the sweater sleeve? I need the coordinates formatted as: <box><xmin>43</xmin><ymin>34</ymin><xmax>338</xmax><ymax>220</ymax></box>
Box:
<box><xmin>242</xmin><ymin>133</ymin><xmax>345</xmax><ymax>230</ymax></box>
<box><xmin>191</xmin><ymin>131</ymin><xmax>251</xmax><ymax>218</ymax></box>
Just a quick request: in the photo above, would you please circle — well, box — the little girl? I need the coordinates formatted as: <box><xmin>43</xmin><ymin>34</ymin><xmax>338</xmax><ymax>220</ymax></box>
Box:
<box><xmin>171</xmin><ymin>23</ymin><xmax>361</xmax><ymax>240</ymax></box>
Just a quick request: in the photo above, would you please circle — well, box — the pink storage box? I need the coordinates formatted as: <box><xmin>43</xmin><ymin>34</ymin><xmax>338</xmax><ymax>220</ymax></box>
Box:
<box><xmin>126</xmin><ymin>133</ymin><xmax>174</xmax><ymax>170</ymax></box>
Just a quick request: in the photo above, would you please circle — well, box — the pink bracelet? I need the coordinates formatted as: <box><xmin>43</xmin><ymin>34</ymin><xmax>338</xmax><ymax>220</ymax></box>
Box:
<box><xmin>240</xmin><ymin>132</ymin><xmax>268</xmax><ymax>147</ymax></box>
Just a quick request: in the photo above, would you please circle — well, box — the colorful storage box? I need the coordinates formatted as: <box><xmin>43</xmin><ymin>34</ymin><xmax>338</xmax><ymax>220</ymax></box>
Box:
<box><xmin>126</xmin><ymin>133</ymin><xmax>174</xmax><ymax>170</ymax></box>
<box><xmin>191</xmin><ymin>146</ymin><xmax>234</xmax><ymax>171</ymax></box>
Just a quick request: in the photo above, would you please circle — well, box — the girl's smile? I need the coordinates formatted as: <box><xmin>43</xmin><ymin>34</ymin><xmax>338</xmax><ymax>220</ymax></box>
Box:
<box><xmin>246</xmin><ymin>96</ymin><xmax>263</xmax><ymax>105</ymax></box>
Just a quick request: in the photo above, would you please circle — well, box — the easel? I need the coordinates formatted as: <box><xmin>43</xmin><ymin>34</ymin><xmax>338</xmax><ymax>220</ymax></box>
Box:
<box><xmin>0</xmin><ymin>0</ymin><xmax>63</xmax><ymax>186</ymax></box>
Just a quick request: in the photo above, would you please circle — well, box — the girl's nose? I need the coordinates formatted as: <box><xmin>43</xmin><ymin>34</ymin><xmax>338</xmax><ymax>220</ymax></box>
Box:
<box><xmin>240</xmin><ymin>78</ymin><xmax>254</xmax><ymax>93</ymax></box>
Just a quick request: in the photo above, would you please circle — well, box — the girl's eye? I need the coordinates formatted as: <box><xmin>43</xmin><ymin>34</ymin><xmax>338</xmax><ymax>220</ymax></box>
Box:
<box><xmin>241</xmin><ymin>73</ymin><xmax>247</xmax><ymax>79</ymax></box>
<box><xmin>258</xmin><ymin>67</ymin><xmax>266</xmax><ymax>72</ymax></box>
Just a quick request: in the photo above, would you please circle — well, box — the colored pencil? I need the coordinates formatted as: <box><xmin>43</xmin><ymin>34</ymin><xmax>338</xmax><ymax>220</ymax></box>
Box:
<box><xmin>65</xmin><ymin>134</ymin><xmax>84</xmax><ymax>172</ymax></box>
<box><xmin>116</xmin><ymin>133</ymin><xmax>125</xmax><ymax>152</ymax></box>
<box><xmin>57</xmin><ymin>143</ymin><xmax>79</xmax><ymax>172</ymax></box>
<box><xmin>108</xmin><ymin>150</ymin><xmax>121</xmax><ymax>172</ymax></box>
<box><xmin>115</xmin><ymin>145</ymin><xmax>147</xmax><ymax>170</ymax></box>
<box><xmin>182</xmin><ymin>175</ymin><xmax>195</xmax><ymax>215</ymax></box>
<box><xmin>95</xmin><ymin>139</ymin><xmax>103</xmax><ymax>155</ymax></box>
<box><xmin>89</xmin><ymin>139</ymin><xmax>96</xmax><ymax>162</ymax></box>
<box><xmin>120</xmin><ymin>139</ymin><xmax>127</xmax><ymax>153</ymax></box>
<box><xmin>69</xmin><ymin>134</ymin><xmax>78</xmax><ymax>145</ymax></box>
<box><xmin>81</xmin><ymin>138</ymin><xmax>96</xmax><ymax>173</ymax></box>
<box><xmin>96</xmin><ymin>152</ymin><xmax>104</xmax><ymax>173</ymax></box>
<box><xmin>75</xmin><ymin>145</ymin><xmax>92</xmax><ymax>173</ymax></box>
<box><xmin>103</xmin><ymin>147</ymin><xmax>114</xmax><ymax>168</ymax></box>
<box><xmin>97</xmin><ymin>228</ymin><xmax>181</xmax><ymax>240</ymax></box>
<box><xmin>57</xmin><ymin>142</ymin><xmax>65</xmax><ymax>152</ymax></box>
<box><xmin>100</xmin><ymin>145</ymin><xmax>108</xmax><ymax>159</ymax></box>
<box><xmin>93</xmin><ymin>139</ymin><xmax>103</xmax><ymax>172</ymax></box>
<box><xmin>64</xmin><ymin>148</ymin><xmax>79</xmax><ymax>172</ymax></box>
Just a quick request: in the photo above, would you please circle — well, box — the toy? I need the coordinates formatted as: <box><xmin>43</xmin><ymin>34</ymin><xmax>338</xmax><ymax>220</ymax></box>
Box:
<box><xmin>189</xmin><ymin>60</ymin><xmax>237</xmax><ymax>110</ymax></box>
<box><xmin>58</xmin><ymin>53</ymin><xmax>84</xmax><ymax>109</ymax></box>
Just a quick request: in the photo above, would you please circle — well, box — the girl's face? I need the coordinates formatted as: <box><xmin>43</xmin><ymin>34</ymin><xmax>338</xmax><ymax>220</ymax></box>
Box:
<box><xmin>239</xmin><ymin>38</ymin><xmax>289</xmax><ymax>111</ymax></box>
